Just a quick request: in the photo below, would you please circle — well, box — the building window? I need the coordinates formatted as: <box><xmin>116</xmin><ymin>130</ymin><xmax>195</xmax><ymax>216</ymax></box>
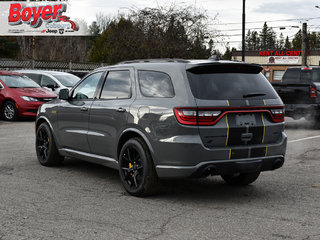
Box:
<box><xmin>273</xmin><ymin>70</ymin><xmax>285</xmax><ymax>82</ymax></box>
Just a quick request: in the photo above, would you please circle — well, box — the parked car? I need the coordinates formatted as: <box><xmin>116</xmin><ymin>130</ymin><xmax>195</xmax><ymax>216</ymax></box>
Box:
<box><xmin>272</xmin><ymin>66</ymin><xmax>320</xmax><ymax>122</ymax></box>
<box><xmin>15</xmin><ymin>70</ymin><xmax>80</xmax><ymax>94</ymax></box>
<box><xmin>35</xmin><ymin>59</ymin><xmax>287</xmax><ymax>196</ymax></box>
<box><xmin>0</xmin><ymin>71</ymin><xmax>57</xmax><ymax>121</ymax></box>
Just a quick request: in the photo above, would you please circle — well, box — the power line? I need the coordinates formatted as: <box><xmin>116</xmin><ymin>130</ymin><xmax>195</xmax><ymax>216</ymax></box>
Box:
<box><xmin>217</xmin><ymin>25</ymin><xmax>308</xmax><ymax>32</ymax></box>
<box><xmin>211</xmin><ymin>17</ymin><xmax>320</xmax><ymax>26</ymax></box>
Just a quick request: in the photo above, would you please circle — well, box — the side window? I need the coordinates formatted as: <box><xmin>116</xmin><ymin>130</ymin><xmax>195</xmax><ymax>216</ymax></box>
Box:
<box><xmin>100</xmin><ymin>70</ymin><xmax>131</xmax><ymax>99</ymax></box>
<box><xmin>72</xmin><ymin>72</ymin><xmax>103</xmax><ymax>100</ymax></box>
<box><xmin>138</xmin><ymin>70</ymin><xmax>174</xmax><ymax>98</ymax></box>
<box><xmin>312</xmin><ymin>69</ymin><xmax>320</xmax><ymax>82</ymax></box>
<box><xmin>41</xmin><ymin>75</ymin><xmax>58</xmax><ymax>87</ymax></box>
<box><xmin>282</xmin><ymin>69</ymin><xmax>301</xmax><ymax>83</ymax></box>
<box><xmin>301</xmin><ymin>70</ymin><xmax>312</xmax><ymax>83</ymax></box>
<box><xmin>25</xmin><ymin>73</ymin><xmax>41</xmax><ymax>84</ymax></box>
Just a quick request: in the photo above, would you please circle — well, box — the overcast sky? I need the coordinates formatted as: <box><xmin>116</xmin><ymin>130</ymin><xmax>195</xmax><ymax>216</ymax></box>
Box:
<box><xmin>68</xmin><ymin>0</ymin><xmax>320</xmax><ymax>51</ymax></box>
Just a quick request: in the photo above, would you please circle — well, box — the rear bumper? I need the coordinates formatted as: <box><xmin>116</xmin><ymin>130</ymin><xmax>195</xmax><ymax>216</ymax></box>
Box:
<box><xmin>156</xmin><ymin>155</ymin><xmax>284</xmax><ymax>178</ymax></box>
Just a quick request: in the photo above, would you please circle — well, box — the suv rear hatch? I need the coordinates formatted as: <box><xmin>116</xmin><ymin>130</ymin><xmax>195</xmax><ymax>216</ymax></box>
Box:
<box><xmin>176</xmin><ymin>62</ymin><xmax>284</xmax><ymax>154</ymax></box>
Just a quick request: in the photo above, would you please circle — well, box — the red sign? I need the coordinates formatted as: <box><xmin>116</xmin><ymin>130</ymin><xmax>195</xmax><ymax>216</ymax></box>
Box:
<box><xmin>259</xmin><ymin>51</ymin><xmax>303</xmax><ymax>56</ymax></box>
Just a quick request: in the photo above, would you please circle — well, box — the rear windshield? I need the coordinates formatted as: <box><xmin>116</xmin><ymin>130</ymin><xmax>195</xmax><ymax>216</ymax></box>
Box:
<box><xmin>187</xmin><ymin>67</ymin><xmax>278</xmax><ymax>100</ymax></box>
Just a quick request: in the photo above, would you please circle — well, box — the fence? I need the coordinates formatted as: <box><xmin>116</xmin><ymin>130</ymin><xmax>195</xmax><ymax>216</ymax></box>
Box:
<box><xmin>0</xmin><ymin>58</ymin><xmax>107</xmax><ymax>72</ymax></box>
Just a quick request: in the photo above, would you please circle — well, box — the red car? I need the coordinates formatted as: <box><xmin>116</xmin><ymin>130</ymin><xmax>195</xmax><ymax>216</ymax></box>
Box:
<box><xmin>0</xmin><ymin>71</ymin><xmax>57</xmax><ymax>121</ymax></box>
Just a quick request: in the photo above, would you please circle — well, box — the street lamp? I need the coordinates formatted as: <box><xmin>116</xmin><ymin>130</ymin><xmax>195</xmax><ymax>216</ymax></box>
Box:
<box><xmin>242</xmin><ymin>0</ymin><xmax>246</xmax><ymax>62</ymax></box>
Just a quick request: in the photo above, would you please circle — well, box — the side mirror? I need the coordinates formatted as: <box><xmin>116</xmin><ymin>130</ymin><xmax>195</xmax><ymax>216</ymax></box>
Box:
<box><xmin>46</xmin><ymin>84</ymin><xmax>56</xmax><ymax>91</ymax></box>
<box><xmin>59</xmin><ymin>88</ymin><xmax>69</xmax><ymax>100</ymax></box>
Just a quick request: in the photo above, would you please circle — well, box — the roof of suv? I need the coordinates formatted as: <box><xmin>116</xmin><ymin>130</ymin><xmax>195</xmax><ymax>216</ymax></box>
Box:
<box><xmin>95</xmin><ymin>59</ymin><xmax>262</xmax><ymax>72</ymax></box>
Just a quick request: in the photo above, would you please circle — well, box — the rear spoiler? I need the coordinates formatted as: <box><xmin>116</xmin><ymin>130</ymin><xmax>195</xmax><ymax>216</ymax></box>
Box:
<box><xmin>186</xmin><ymin>62</ymin><xmax>263</xmax><ymax>74</ymax></box>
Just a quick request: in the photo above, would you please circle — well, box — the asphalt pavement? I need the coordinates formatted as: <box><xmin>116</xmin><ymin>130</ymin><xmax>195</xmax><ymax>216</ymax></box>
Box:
<box><xmin>0</xmin><ymin>118</ymin><xmax>319</xmax><ymax>240</ymax></box>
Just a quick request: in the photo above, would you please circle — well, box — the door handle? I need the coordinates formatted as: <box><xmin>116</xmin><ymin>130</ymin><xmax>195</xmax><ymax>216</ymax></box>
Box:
<box><xmin>116</xmin><ymin>107</ymin><xmax>126</xmax><ymax>112</ymax></box>
<box><xmin>80</xmin><ymin>106</ymin><xmax>88</xmax><ymax>111</ymax></box>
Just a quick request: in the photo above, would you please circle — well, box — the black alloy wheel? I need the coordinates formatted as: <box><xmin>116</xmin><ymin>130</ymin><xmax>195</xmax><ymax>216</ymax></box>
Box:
<box><xmin>119</xmin><ymin>138</ymin><xmax>159</xmax><ymax>197</ymax></box>
<box><xmin>36</xmin><ymin>122</ymin><xmax>63</xmax><ymax>166</ymax></box>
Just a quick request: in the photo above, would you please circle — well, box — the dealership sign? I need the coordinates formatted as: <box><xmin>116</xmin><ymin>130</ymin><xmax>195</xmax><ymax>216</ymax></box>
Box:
<box><xmin>0</xmin><ymin>1</ymin><xmax>89</xmax><ymax>36</ymax></box>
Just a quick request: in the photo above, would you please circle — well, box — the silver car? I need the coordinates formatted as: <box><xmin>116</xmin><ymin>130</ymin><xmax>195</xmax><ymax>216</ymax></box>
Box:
<box><xmin>16</xmin><ymin>70</ymin><xmax>80</xmax><ymax>94</ymax></box>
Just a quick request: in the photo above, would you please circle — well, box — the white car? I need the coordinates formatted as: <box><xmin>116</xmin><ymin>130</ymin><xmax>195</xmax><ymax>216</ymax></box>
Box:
<box><xmin>15</xmin><ymin>70</ymin><xmax>81</xmax><ymax>94</ymax></box>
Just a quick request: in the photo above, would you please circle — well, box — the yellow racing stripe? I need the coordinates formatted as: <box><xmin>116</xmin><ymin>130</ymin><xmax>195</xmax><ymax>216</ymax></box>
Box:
<box><xmin>229</xmin><ymin>149</ymin><xmax>232</xmax><ymax>160</ymax></box>
<box><xmin>265</xmin><ymin>146</ymin><xmax>268</xmax><ymax>156</ymax></box>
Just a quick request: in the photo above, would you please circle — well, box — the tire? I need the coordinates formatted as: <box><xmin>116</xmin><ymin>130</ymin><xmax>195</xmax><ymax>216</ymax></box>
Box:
<box><xmin>221</xmin><ymin>171</ymin><xmax>260</xmax><ymax>186</ymax></box>
<box><xmin>119</xmin><ymin>137</ymin><xmax>159</xmax><ymax>197</ymax></box>
<box><xmin>1</xmin><ymin>101</ymin><xmax>18</xmax><ymax>121</ymax></box>
<box><xmin>35</xmin><ymin>122</ymin><xmax>63</xmax><ymax>166</ymax></box>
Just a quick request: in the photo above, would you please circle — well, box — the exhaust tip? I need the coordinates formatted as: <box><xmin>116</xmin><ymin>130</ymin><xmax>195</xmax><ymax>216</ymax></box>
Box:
<box><xmin>202</xmin><ymin>165</ymin><xmax>217</xmax><ymax>177</ymax></box>
<box><xmin>272</xmin><ymin>159</ymin><xmax>284</xmax><ymax>170</ymax></box>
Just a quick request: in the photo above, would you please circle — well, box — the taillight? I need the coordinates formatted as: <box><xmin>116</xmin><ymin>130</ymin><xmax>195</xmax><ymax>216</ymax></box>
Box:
<box><xmin>270</xmin><ymin>108</ymin><xmax>285</xmax><ymax>122</ymax></box>
<box><xmin>310</xmin><ymin>86</ymin><xmax>317</xmax><ymax>98</ymax></box>
<box><xmin>175</xmin><ymin>107</ymin><xmax>285</xmax><ymax>125</ymax></box>
<box><xmin>198</xmin><ymin>110</ymin><xmax>221</xmax><ymax>125</ymax></box>
<box><xmin>174</xmin><ymin>108</ymin><xmax>221</xmax><ymax>125</ymax></box>
<box><xmin>174</xmin><ymin>108</ymin><xmax>197</xmax><ymax>125</ymax></box>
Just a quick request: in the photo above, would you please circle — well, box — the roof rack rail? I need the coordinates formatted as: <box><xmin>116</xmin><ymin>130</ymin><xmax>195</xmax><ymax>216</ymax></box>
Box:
<box><xmin>117</xmin><ymin>58</ymin><xmax>190</xmax><ymax>64</ymax></box>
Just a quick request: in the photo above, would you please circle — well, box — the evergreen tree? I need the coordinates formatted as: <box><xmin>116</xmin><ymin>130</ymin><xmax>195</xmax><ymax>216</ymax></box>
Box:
<box><xmin>277</xmin><ymin>33</ymin><xmax>285</xmax><ymax>49</ymax></box>
<box><xmin>284</xmin><ymin>36</ymin><xmax>291</xmax><ymax>50</ymax></box>
<box><xmin>259</xmin><ymin>22</ymin><xmax>269</xmax><ymax>50</ymax></box>
<box><xmin>292</xmin><ymin>30</ymin><xmax>302</xmax><ymax>49</ymax></box>
<box><xmin>0</xmin><ymin>37</ymin><xmax>20</xmax><ymax>58</ymax></box>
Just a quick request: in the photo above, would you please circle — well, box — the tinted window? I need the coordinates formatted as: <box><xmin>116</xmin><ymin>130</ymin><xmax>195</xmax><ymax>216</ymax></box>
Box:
<box><xmin>187</xmin><ymin>72</ymin><xmax>278</xmax><ymax>100</ymax></box>
<box><xmin>138</xmin><ymin>71</ymin><xmax>174</xmax><ymax>98</ymax></box>
<box><xmin>283</xmin><ymin>69</ymin><xmax>301</xmax><ymax>83</ymax></box>
<box><xmin>301</xmin><ymin>70</ymin><xmax>312</xmax><ymax>83</ymax></box>
<box><xmin>100</xmin><ymin>70</ymin><xmax>131</xmax><ymax>99</ymax></box>
<box><xmin>41</xmin><ymin>75</ymin><xmax>58</xmax><ymax>87</ymax></box>
<box><xmin>72</xmin><ymin>72</ymin><xmax>103</xmax><ymax>99</ymax></box>
<box><xmin>24</xmin><ymin>73</ymin><xmax>41</xmax><ymax>84</ymax></box>
<box><xmin>312</xmin><ymin>69</ymin><xmax>320</xmax><ymax>82</ymax></box>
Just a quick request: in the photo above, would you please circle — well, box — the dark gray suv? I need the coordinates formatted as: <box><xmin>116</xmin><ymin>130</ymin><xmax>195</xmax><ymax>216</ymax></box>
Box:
<box><xmin>35</xmin><ymin>59</ymin><xmax>287</xmax><ymax>196</ymax></box>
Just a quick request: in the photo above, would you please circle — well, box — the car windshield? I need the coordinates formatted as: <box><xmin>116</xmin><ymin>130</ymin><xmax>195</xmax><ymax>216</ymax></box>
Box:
<box><xmin>51</xmin><ymin>73</ymin><xmax>80</xmax><ymax>87</ymax></box>
<box><xmin>0</xmin><ymin>75</ymin><xmax>40</xmax><ymax>88</ymax></box>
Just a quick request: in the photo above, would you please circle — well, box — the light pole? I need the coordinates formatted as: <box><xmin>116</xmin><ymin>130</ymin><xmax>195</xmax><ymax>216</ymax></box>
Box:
<box><xmin>242</xmin><ymin>0</ymin><xmax>246</xmax><ymax>62</ymax></box>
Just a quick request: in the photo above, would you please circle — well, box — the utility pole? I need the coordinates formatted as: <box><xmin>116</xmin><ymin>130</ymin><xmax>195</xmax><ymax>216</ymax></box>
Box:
<box><xmin>302</xmin><ymin>22</ymin><xmax>307</xmax><ymax>66</ymax></box>
<box><xmin>242</xmin><ymin>0</ymin><xmax>246</xmax><ymax>62</ymax></box>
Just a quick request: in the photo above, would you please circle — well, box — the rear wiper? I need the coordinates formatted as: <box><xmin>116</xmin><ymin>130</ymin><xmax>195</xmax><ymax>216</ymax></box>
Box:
<box><xmin>243</xmin><ymin>92</ymin><xmax>266</xmax><ymax>98</ymax></box>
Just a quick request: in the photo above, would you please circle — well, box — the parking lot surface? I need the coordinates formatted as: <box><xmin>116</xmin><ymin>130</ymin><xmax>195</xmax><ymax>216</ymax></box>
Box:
<box><xmin>0</xmin><ymin>118</ymin><xmax>319</xmax><ymax>240</ymax></box>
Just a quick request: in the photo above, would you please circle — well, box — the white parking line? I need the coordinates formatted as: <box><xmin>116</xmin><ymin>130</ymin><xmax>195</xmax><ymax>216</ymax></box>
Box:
<box><xmin>288</xmin><ymin>135</ymin><xmax>320</xmax><ymax>143</ymax></box>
